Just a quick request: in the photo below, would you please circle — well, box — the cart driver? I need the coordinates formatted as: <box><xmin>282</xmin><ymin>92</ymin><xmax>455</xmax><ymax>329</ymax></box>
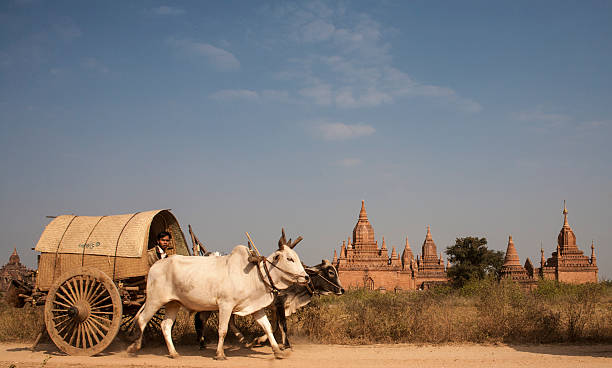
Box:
<box><xmin>155</xmin><ymin>231</ymin><xmax>172</xmax><ymax>259</ymax></box>
<box><xmin>147</xmin><ymin>231</ymin><xmax>172</xmax><ymax>265</ymax></box>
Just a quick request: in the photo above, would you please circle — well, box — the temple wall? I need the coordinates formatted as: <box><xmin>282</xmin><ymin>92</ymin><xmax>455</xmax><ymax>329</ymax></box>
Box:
<box><xmin>557</xmin><ymin>270</ymin><xmax>598</xmax><ymax>283</ymax></box>
<box><xmin>339</xmin><ymin>270</ymin><xmax>416</xmax><ymax>291</ymax></box>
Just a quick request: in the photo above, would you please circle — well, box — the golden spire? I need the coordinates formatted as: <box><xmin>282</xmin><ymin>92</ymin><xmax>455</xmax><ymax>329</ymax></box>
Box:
<box><xmin>563</xmin><ymin>200</ymin><xmax>569</xmax><ymax>227</ymax></box>
<box><xmin>426</xmin><ymin>225</ymin><xmax>432</xmax><ymax>240</ymax></box>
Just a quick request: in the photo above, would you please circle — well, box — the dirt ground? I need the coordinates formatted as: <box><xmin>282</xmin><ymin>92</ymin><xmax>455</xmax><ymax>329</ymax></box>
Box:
<box><xmin>0</xmin><ymin>341</ymin><xmax>611</xmax><ymax>368</ymax></box>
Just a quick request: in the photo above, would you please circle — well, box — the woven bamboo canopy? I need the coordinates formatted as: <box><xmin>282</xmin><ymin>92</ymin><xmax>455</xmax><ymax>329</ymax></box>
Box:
<box><xmin>35</xmin><ymin>209</ymin><xmax>189</xmax><ymax>258</ymax></box>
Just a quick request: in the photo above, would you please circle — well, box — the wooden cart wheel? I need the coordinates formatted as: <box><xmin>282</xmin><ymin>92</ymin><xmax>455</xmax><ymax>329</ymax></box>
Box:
<box><xmin>44</xmin><ymin>267</ymin><xmax>122</xmax><ymax>356</ymax></box>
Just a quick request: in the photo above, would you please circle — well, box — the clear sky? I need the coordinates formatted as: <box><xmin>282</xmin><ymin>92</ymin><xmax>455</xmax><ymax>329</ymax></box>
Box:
<box><xmin>1</xmin><ymin>1</ymin><xmax>611</xmax><ymax>279</ymax></box>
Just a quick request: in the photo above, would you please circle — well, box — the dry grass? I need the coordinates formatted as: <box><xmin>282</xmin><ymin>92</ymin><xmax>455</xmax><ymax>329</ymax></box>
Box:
<box><xmin>1</xmin><ymin>280</ymin><xmax>611</xmax><ymax>345</ymax></box>
<box><xmin>289</xmin><ymin>279</ymin><xmax>612</xmax><ymax>344</ymax></box>
<box><xmin>0</xmin><ymin>299</ymin><xmax>44</xmax><ymax>342</ymax></box>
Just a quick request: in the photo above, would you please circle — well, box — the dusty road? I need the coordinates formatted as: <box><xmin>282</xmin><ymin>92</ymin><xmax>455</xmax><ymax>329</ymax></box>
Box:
<box><xmin>0</xmin><ymin>341</ymin><xmax>611</xmax><ymax>368</ymax></box>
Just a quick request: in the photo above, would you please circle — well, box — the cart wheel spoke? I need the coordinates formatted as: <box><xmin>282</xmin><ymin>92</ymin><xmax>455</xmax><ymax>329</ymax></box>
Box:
<box><xmin>59</xmin><ymin>285</ymin><xmax>77</xmax><ymax>305</ymax></box>
<box><xmin>85</xmin><ymin>319</ymin><xmax>102</xmax><ymax>344</ymax></box>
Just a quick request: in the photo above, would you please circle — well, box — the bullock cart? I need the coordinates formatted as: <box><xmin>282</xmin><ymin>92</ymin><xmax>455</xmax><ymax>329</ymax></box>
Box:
<box><xmin>23</xmin><ymin>209</ymin><xmax>190</xmax><ymax>356</ymax></box>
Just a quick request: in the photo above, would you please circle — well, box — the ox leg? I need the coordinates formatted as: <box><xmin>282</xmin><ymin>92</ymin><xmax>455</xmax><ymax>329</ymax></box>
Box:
<box><xmin>161</xmin><ymin>301</ymin><xmax>181</xmax><ymax>358</ymax></box>
<box><xmin>277</xmin><ymin>305</ymin><xmax>290</xmax><ymax>349</ymax></box>
<box><xmin>253</xmin><ymin>309</ymin><xmax>286</xmax><ymax>359</ymax></box>
<box><xmin>214</xmin><ymin>306</ymin><xmax>232</xmax><ymax>360</ymax></box>
<box><xmin>195</xmin><ymin>311</ymin><xmax>212</xmax><ymax>350</ymax></box>
<box><xmin>127</xmin><ymin>302</ymin><xmax>162</xmax><ymax>354</ymax></box>
<box><xmin>228</xmin><ymin>315</ymin><xmax>246</xmax><ymax>344</ymax></box>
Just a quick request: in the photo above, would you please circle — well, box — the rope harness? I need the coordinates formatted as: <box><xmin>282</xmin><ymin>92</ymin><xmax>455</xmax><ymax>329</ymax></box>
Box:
<box><xmin>310</xmin><ymin>271</ymin><xmax>343</xmax><ymax>294</ymax></box>
<box><xmin>245</xmin><ymin>232</ymin><xmax>309</xmax><ymax>296</ymax></box>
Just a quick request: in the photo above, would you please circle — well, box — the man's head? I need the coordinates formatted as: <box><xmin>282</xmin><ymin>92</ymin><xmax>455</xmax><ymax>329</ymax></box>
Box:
<box><xmin>157</xmin><ymin>231</ymin><xmax>172</xmax><ymax>250</ymax></box>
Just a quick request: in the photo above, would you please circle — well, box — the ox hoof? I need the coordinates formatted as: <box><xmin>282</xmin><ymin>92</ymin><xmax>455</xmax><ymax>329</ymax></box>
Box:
<box><xmin>214</xmin><ymin>355</ymin><xmax>227</xmax><ymax>361</ymax></box>
<box><xmin>169</xmin><ymin>352</ymin><xmax>180</xmax><ymax>359</ymax></box>
<box><xmin>126</xmin><ymin>345</ymin><xmax>138</xmax><ymax>354</ymax></box>
<box><xmin>274</xmin><ymin>350</ymin><xmax>290</xmax><ymax>359</ymax></box>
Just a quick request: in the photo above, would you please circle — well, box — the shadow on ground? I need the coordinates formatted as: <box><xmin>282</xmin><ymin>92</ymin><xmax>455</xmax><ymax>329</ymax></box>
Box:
<box><xmin>12</xmin><ymin>340</ymin><xmax>273</xmax><ymax>360</ymax></box>
<box><xmin>509</xmin><ymin>344</ymin><xmax>612</xmax><ymax>358</ymax></box>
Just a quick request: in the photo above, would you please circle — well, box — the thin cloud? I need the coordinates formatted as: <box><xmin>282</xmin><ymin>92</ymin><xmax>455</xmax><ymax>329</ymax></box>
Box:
<box><xmin>210</xmin><ymin>89</ymin><xmax>258</xmax><ymax>101</ymax></box>
<box><xmin>210</xmin><ymin>89</ymin><xmax>291</xmax><ymax>103</ymax></box>
<box><xmin>166</xmin><ymin>37</ymin><xmax>240</xmax><ymax>70</ymax></box>
<box><xmin>81</xmin><ymin>57</ymin><xmax>109</xmax><ymax>73</ymax></box>
<box><xmin>336</xmin><ymin>158</ymin><xmax>362</xmax><ymax>167</ymax></box>
<box><xmin>152</xmin><ymin>6</ymin><xmax>185</xmax><ymax>15</ymax></box>
<box><xmin>299</xmin><ymin>82</ymin><xmax>333</xmax><ymax>106</ymax></box>
<box><xmin>517</xmin><ymin>110</ymin><xmax>571</xmax><ymax>124</ymax></box>
<box><xmin>316</xmin><ymin>122</ymin><xmax>375</xmax><ymax>141</ymax></box>
<box><xmin>577</xmin><ymin>120</ymin><xmax>609</xmax><ymax>130</ymax></box>
<box><xmin>266</xmin><ymin>3</ymin><xmax>480</xmax><ymax>111</ymax></box>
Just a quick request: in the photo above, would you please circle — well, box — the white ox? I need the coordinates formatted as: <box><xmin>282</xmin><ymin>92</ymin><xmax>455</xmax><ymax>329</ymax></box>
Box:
<box><xmin>127</xmin><ymin>231</ymin><xmax>309</xmax><ymax>360</ymax></box>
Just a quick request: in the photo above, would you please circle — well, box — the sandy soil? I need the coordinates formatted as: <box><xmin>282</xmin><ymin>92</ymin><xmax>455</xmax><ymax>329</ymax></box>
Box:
<box><xmin>0</xmin><ymin>341</ymin><xmax>611</xmax><ymax>368</ymax></box>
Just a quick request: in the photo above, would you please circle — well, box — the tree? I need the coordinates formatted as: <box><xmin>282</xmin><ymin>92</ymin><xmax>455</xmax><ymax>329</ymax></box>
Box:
<box><xmin>445</xmin><ymin>237</ymin><xmax>505</xmax><ymax>287</ymax></box>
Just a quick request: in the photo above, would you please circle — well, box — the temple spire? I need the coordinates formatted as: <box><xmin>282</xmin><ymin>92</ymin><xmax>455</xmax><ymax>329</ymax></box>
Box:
<box><xmin>540</xmin><ymin>242</ymin><xmax>545</xmax><ymax>267</ymax></box>
<box><xmin>359</xmin><ymin>200</ymin><xmax>368</xmax><ymax>220</ymax></box>
<box><xmin>381</xmin><ymin>236</ymin><xmax>387</xmax><ymax>251</ymax></box>
<box><xmin>591</xmin><ymin>240</ymin><xmax>597</xmax><ymax>265</ymax></box>
<box><xmin>333</xmin><ymin>249</ymin><xmax>338</xmax><ymax>264</ymax></box>
<box><xmin>9</xmin><ymin>247</ymin><xmax>20</xmax><ymax>265</ymax></box>
<box><xmin>563</xmin><ymin>200</ymin><xmax>569</xmax><ymax>227</ymax></box>
<box><xmin>503</xmin><ymin>235</ymin><xmax>521</xmax><ymax>266</ymax></box>
<box><xmin>401</xmin><ymin>236</ymin><xmax>414</xmax><ymax>268</ymax></box>
<box><xmin>426</xmin><ymin>225</ymin><xmax>432</xmax><ymax>240</ymax></box>
<box><xmin>390</xmin><ymin>246</ymin><xmax>398</xmax><ymax>259</ymax></box>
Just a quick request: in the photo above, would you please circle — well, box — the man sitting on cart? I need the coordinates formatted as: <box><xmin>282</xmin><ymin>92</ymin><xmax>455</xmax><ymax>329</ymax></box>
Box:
<box><xmin>148</xmin><ymin>231</ymin><xmax>172</xmax><ymax>265</ymax></box>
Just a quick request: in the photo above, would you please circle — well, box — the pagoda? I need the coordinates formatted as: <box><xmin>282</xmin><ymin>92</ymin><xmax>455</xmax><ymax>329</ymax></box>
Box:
<box><xmin>539</xmin><ymin>202</ymin><xmax>598</xmax><ymax>283</ymax></box>
<box><xmin>500</xmin><ymin>236</ymin><xmax>537</xmax><ymax>288</ymax></box>
<box><xmin>0</xmin><ymin>248</ymin><xmax>33</xmax><ymax>292</ymax></box>
<box><xmin>334</xmin><ymin>201</ymin><xmax>448</xmax><ymax>291</ymax></box>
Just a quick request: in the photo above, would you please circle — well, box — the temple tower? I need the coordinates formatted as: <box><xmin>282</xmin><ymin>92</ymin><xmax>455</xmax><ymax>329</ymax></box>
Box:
<box><xmin>500</xmin><ymin>236</ymin><xmax>531</xmax><ymax>281</ymax></box>
<box><xmin>415</xmin><ymin>226</ymin><xmax>446</xmax><ymax>287</ymax></box>
<box><xmin>401</xmin><ymin>237</ymin><xmax>414</xmax><ymax>269</ymax></box>
<box><xmin>1</xmin><ymin>248</ymin><xmax>33</xmax><ymax>292</ymax></box>
<box><xmin>540</xmin><ymin>201</ymin><xmax>598</xmax><ymax>283</ymax></box>
<box><xmin>421</xmin><ymin>226</ymin><xmax>438</xmax><ymax>264</ymax></box>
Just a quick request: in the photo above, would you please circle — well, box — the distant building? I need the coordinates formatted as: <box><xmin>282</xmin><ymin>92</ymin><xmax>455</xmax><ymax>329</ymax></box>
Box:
<box><xmin>332</xmin><ymin>201</ymin><xmax>448</xmax><ymax>291</ymax></box>
<box><xmin>0</xmin><ymin>248</ymin><xmax>34</xmax><ymax>292</ymax></box>
<box><xmin>501</xmin><ymin>202</ymin><xmax>598</xmax><ymax>285</ymax></box>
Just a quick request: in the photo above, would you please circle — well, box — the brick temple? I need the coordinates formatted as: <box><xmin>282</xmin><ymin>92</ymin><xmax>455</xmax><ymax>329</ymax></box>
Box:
<box><xmin>501</xmin><ymin>202</ymin><xmax>598</xmax><ymax>286</ymax></box>
<box><xmin>332</xmin><ymin>201</ymin><xmax>448</xmax><ymax>291</ymax></box>
<box><xmin>0</xmin><ymin>248</ymin><xmax>33</xmax><ymax>292</ymax></box>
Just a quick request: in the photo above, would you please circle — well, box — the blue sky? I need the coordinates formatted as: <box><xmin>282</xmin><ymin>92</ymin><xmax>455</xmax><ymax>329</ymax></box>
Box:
<box><xmin>1</xmin><ymin>1</ymin><xmax>611</xmax><ymax>279</ymax></box>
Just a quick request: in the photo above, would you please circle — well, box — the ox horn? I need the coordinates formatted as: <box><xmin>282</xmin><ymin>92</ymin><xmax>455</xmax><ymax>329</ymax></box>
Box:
<box><xmin>322</xmin><ymin>259</ymin><xmax>330</xmax><ymax>266</ymax></box>
<box><xmin>278</xmin><ymin>228</ymin><xmax>287</xmax><ymax>248</ymax></box>
<box><xmin>289</xmin><ymin>236</ymin><xmax>303</xmax><ymax>249</ymax></box>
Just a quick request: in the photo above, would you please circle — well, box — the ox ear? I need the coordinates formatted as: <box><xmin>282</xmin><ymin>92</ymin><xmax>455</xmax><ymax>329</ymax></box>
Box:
<box><xmin>278</xmin><ymin>228</ymin><xmax>287</xmax><ymax>249</ymax></box>
<box><xmin>289</xmin><ymin>236</ymin><xmax>303</xmax><ymax>249</ymax></box>
<box><xmin>322</xmin><ymin>259</ymin><xmax>331</xmax><ymax>266</ymax></box>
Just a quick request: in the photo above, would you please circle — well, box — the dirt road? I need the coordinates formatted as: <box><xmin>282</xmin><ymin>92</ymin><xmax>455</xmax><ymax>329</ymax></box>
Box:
<box><xmin>1</xmin><ymin>341</ymin><xmax>611</xmax><ymax>368</ymax></box>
